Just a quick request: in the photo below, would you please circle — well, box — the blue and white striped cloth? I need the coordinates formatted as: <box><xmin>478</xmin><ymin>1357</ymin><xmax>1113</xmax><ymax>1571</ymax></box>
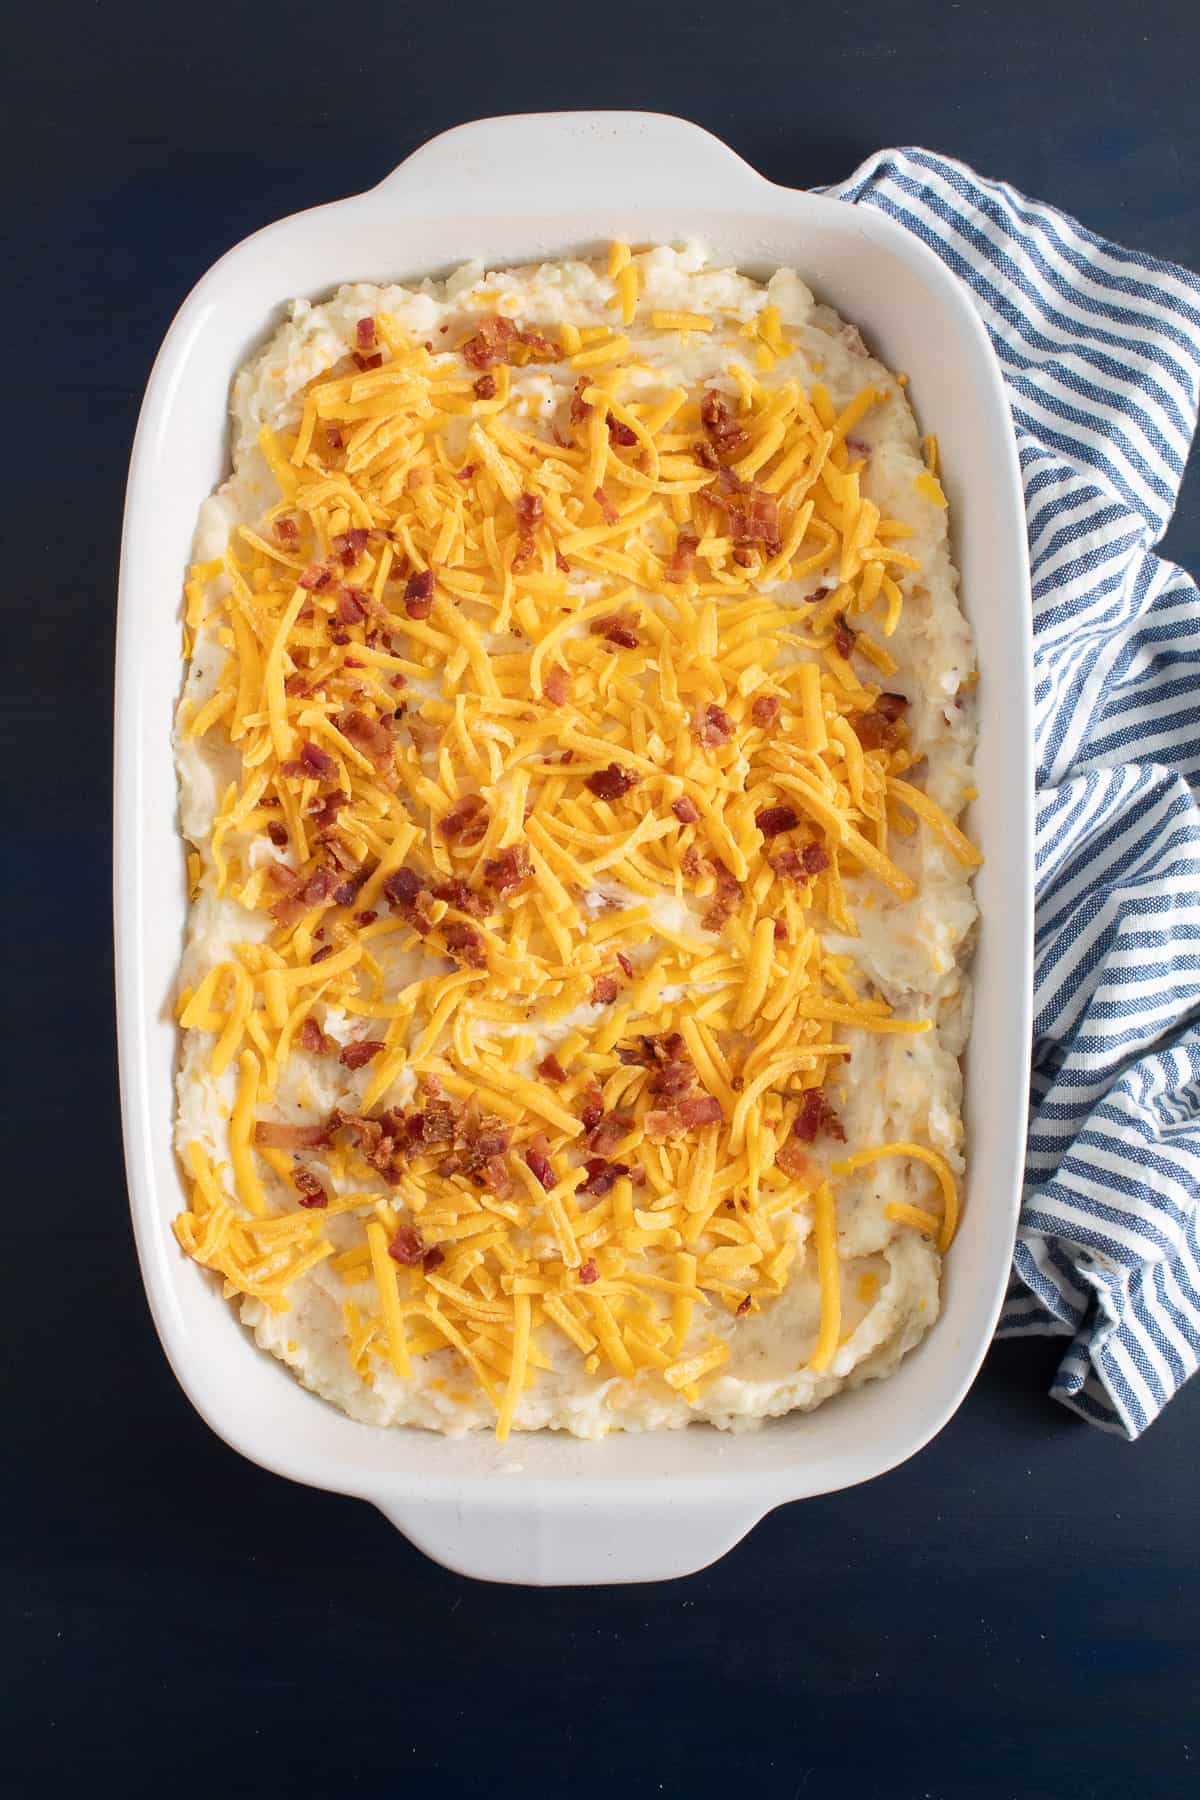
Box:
<box><xmin>823</xmin><ymin>149</ymin><xmax>1200</xmax><ymax>1436</ymax></box>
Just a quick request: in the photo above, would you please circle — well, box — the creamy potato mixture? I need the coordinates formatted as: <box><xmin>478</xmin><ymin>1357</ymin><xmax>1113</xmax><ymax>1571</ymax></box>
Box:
<box><xmin>173</xmin><ymin>243</ymin><xmax>978</xmax><ymax>1439</ymax></box>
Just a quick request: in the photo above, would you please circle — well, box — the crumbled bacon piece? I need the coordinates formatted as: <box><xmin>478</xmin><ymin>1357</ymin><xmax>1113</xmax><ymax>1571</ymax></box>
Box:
<box><xmin>792</xmin><ymin>1087</ymin><xmax>845</xmax><ymax>1144</ymax></box>
<box><xmin>751</xmin><ymin>694</ymin><xmax>781</xmax><ymax>729</ymax></box>
<box><xmin>524</xmin><ymin>1135</ymin><xmax>555</xmax><ymax>1191</ymax></box>
<box><xmin>310</xmin><ymin>944</ymin><xmax>335</xmax><ymax>964</ymax></box>
<box><xmin>281</xmin><ymin>740</ymin><xmax>338</xmax><ymax>782</ymax></box>
<box><xmin>681</xmin><ymin>845</ymin><xmax>705</xmax><ymax>883</ymax></box>
<box><xmin>665</xmin><ymin>530</ymin><xmax>699</xmax><ymax>582</ymax></box>
<box><xmin>388</xmin><ymin>1226</ymin><xmax>425</xmax><ymax>1266</ymax></box>
<box><xmin>755</xmin><ymin>804</ymin><xmax>800</xmax><ymax>839</ymax></box>
<box><xmin>584</xmin><ymin>763</ymin><xmax>639</xmax><ymax>801</ymax></box>
<box><xmin>701</xmin><ymin>858</ymin><xmax>741</xmax><ymax>932</ymax></box>
<box><xmin>694</xmin><ymin>438</ymin><xmax>720</xmax><ymax>470</ymax></box>
<box><xmin>324</xmin><ymin>424</ymin><xmax>344</xmax><ymax>451</ymax></box>
<box><xmin>283</xmin><ymin>673</ymin><xmax>311</xmax><ymax>698</ymax></box>
<box><xmin>336</xmin><ymin>587</ymin><xmax>367</xmax><ymax>625</ymax></box>
<box><xmin>855</xmin><ymin>691</ymin><xmax>909</xmax><ymax>751</ymax></box>
<box><xmin>726</xmin><ymin>487</ymin><xmax>781</xmax><ymax>555</ymax></box>
<box><xmin>332</xmin><ymin>528</ymin><xmax>369</xmax><ymax>568</ymax></box>
<box><xmin>308</xmin><ymin>787</ymin><xmax>348</xmax><ymax>835</ymax></box>
<box><xmin>538</xmin><ymin>1053</ymin><xmax>566</xmax><ymax>1083</ymax></box>
<box><xmin>592</xmin><ymin>972</ymin><xmax>620</xmax><ymax>1005</ymax></box>
<box><xmin>694</xmin><ymin>703</ymin><xmax>734</xmax><ymax>748</ymax></box>
<box><xmin>581</xmin><ymin>1159</ymin><xmax>628</xmax><ymax>1198</ymax></box>
<box><xmin>460</xmin><ymin>315</ymin><xmax>519</xmax><ymax>370</ymax></box>
<box><xmin>438</xmin><ymin>793</ymin><xmax>488</xmax><ymax>846</ymax></box>
<box><xmin>407</xmin><ymin>716</ymin><xmax>441</xmax><ymax>755</ymax></box>
<box><xmin>515</xmin><ymin>492</ymin><xmax>544</xmax><ymax>533</ymax></box>
<box><xmin>404</xmin><ymin>568</ymin><xmax>435</xmax><ymax>618</ymax></box>
<box><xmin>355</xmin><ymin>317</ymin><xmax>376</xmax><ymax>351</ymax></box>
<box><xmin>775</xmin><ymin>1140</ymin><xmax>819</xmax><ymax>1182</ymax></box>
<box><xmin>586</xmin><ymin>1112</ymin><xmax>633</xmax><ymax>1157</ymax></box>
<box><xmin>616</xmin><ymin>951</ymin><xmax>633</xmax><ymax>979</ymax></box>
<box><xmin>443</xmin><ymin>920</ymin><xmax>487</xmax><ymax>968</ymax></box>
<box><xmin>340</xmin><ymin>1039</ymin><xmax>385</xmax><ymax>1071</ymax></box>
<box><xmin>803</xmin><ymin>841</ymin><xmax>830</xmax><ymax>874</ymax></box>
<box><xmin>352</xmin><ymin>351</ymin><xmax>383</xmax><ymax>371</ymax></box>
<box><xmin>274</xmin><ymin>517</ymin><xmax>298</xmax><ymax>547</ymax></box>
<box><xmin>592</xmin><ymin>486</ymin><xmax>618</xmax><ymax>526</ymax></box>
<box><xmin>542</xmin><ymin>663</ymin><xmax>569</xmax><ymax>705</ymax></box>
<box><xmin>254</xmin><ymin>1120</ymin><xmax>330</xmax><ymax>1150</ymax></box>
<box><xmin>736</xmin><ymin>1294</ymin><xmax>752</xmax><ymax>1316</ymax></box>
<box><xmin>876</xmin><ymin>691</ymin><xmax>909</xmax><ymax>722</ymax></box>
<box><xmin>339</xmin><ymin>708</ymin><xmax>394</xmax><ymax>771</ymax></box>
<box><xmin>577</xmin><ymin>1258</ymin><xmax>599</xmax><ymax>1285</ymax></box>
<box><xmin>579</xmin><ymin>1081</ymin><xmax>605</xmax><ymax>1132</ymax></box>
<box><xmin>473</xmin><ymin>373</ymin><xmax>497</xmax><ymax>399</ymax></box>
<box><xmin>700</xmin><ymin>389</ymin><xmax>748</xmax><ymax>457</ymax></box>
<box><xmin>607</xmin><ymin>413</ymin><xmax>637</xmax><ymax>446</ymax></box>
<box><xmin>423</xmin><ymin>1245</ymin><xmax>445</xmax><ymax>1273</ymax></box>
<box><xmin>833</xmin><ymin>614</ymin><xmax>856</xmax><ymax>659</ymax></box>
<box><xmin>354</xmin><ymin>909</ymin><xmax>377</xmax><ymax>927</ymax></box>
<box><xmin>482</xmin><ymin>844</ymin><xmax>530</xmax><ymax>894</ymax></box>
<box><xmin>266</xmin><ymin>820</ymin><xmax>289</xmax><ymax>849</ymax></box>
<box><xmin>672</xmin><ymin>796</ymin><xmax>701</xmax><ymax>825</ymax></box>
<box><xmin>569</xmin><ymin>379</ymin><xmax>592</xmax><ymax>425</ymax></box>
<box><xmin>589</xmin><ymin>610</ymin><xmax>640</xmax><ymax>648</ymax></box>
<box><xmin>679</xmin><ymin>1095</ymin><xmax>723</xmax><ymax>1129</ymax></box>
<box><xmin>647</xmin><ymin>1056</ymin><xmax>695</xmax><ymax>1102</ymax></box>
<box><xmin>382</xmin><ymin>867</ymin><xmax>434</xmax><ymax>935</ymax></box>
<box><xmin>298</xmin><ymin>1017</ymin><xmax>330</xmax><ymax>1056</ymax></box>
<box><xmin>292</xmin><ymin>1167</ymin><xmax>328</xmax><ymax>1208</ymax></box>
<box><xmin>432</xmin><ymin>875</ymin><xmax>485</xmax><ymax>917</ymax></box>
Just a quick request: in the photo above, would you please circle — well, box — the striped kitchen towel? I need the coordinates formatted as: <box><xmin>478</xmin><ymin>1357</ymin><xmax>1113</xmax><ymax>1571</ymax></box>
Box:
<box><xmin>823</xmin><ymin>149</ymin><xmax>1200</xmax><ymax>1436</ymax></box>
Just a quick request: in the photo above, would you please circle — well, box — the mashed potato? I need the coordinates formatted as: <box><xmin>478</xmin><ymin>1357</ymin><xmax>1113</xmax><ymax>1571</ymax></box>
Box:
<box><xmin>173</xmin><ymin>244</ymin><xmax>977</xmax><ymax>1438</ymax></box>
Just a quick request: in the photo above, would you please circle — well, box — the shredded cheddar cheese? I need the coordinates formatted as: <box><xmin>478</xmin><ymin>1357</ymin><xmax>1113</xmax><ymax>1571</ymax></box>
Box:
<box><xmin>172</xmin><ymin>243</ymin><xmax>979</xmax><ymax>1437</ymax></box>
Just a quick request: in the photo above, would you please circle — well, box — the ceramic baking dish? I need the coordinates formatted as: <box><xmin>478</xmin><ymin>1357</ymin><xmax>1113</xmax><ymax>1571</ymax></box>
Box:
<box><xmin>115</xmin><ymin>110</ymin><xmax>1033</xmax><ymax>1586</ymax></box>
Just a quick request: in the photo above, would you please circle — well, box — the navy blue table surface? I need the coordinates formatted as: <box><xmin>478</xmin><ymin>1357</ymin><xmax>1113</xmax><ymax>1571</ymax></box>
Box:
<box><xmin>5</xmin><ymin>2</ymin><xmax>1198</xmax><ymax>1795</ymax></box>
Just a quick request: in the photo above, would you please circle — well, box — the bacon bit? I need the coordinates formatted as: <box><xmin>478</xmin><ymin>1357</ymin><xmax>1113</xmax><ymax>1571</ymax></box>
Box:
<box><xmin>515</xmin><ymin>492</ymin><xmax>544</xmax><ymax>533</ymax></box>
<box><xmin>584</xmin><ymin>763</ymin><xmax>639</xmax><ymax>801</ymax></box>
<box><xmin>404</xmin><ymin>568</ymin><xmax>434</xmax><ymax>617</ymax></box>
<box><xmin>352</xmin><ymin>351</ymin><xmax>383</xmax><ymax>371</ymax></box>
<box><xmin>775</xmin><ymin>1140</ymin><xmax>819</xmax><ymax>1182</ymax></box>
<box><xmin>672</xmin><ymin>795</ymin><xmax>701</xmax><ymax>825</ymax></box>
<box><xmin>443</xmin><ymin>920</ymin><xmax>487</xmax><ymax>968</ymax></box>
<box><xmin>332</xmin><ymin>528</ymin><xmax>369</xmax><ymax>569</ymax></box>
<box><xmin>774</xmin><ymin>919</ymin><xmax>788</xmax><ymax>943</ymax></box>
<box><xmin>481</xmin><ymin>1154</ymin><xmax>512</xmax><ymax>1197</ymax></box>
<box><xmin>542</xmin><ymin>663</ymin><xmax>569</xmax><ymax>705</ymax></box>
<box><xmin>292</xmin><ymin>1167</ymin><xmax>328</xmax><ymax>1208</ymax></box>
<box><xmin>590</xmin><ymin>972</ymin><xmax>618</xmax><ymax>1005</ymax></box>
<box><xmin>355</xmin><ymin>317</ymin><xmax>376</xmax><ymax>351</ymax></box>
<box><xmin>593</xmin><ymin>486</ymin><xmax>618</xmax><ymax>526</ymax></box>
<box><xmin>581</xmin><ymin>1159</ymin><xmax>628</xmax><ymax>1198</ymax></box>
<box><xmin>752</xmin><ymin>694</ymin><xmax>781</xmax><ymax>729</ymax></box>
<box><xmin>586</xmin><ymin>1112</ymin><xmax>633</xmax><ymax>1157</ymax></box>
<box><xmin>461</xmin><ymin>314</ymin><xmax>519</xmax><ymax>370</ymax></box>
<box><xmin>340</xmin><ymin>1039</ymin><xmax>385</xmax><ymax>1071</ymax></box>
<box><xmin>407</xmin><ymin>715</ymin><xmax>441</xmax><ymax>756</ymax></box>
<box><xmin>701</xmin><ymin>858</ymin><xmax>741</xmax><ymax>932</ymax></box>
<box><xmin>665</xmin><ymin>530</ymin><xmax>699</xmax><ymax>583</ymax></box>
<box><xmin>352</xmin><ymin>910</ymin><xmax>376</xmax><ymax>928</ymax></box>
<box><xmin>607</xmin><ymin>412</ymin><xmax>637</xmax><ymax>447</ymax></box>
<box><xmin>833</xmin><ymin>613</ymin><xmax>857</xmax><ymax>659</ymax></box>
<box><xmin>856</xmin><ymin>691</ymin><xmax>909</xmax><ymax>751</ymax></box>
<box><xmin>694</xmin><ymin>438</ymin><xmax>720</xmax><ymax>471</ymax></box>
<box><xmin>525</xmin><ymin>1135</ymin><xmax>555</xmax><ymax>1190</ymax></box>
<box><xmin>792</xmin><ymin>1087</ymin><xmax>845</xmax><ymax>1144</ymax></box>
<box><xmin>274</xmin><ymin>517</ymin><xmax>298</xmax><ymax>547</ymax></box>
<box><xmin>266</xmin><ymin>820</ymin><xmax>289</xmax><ymax>848</ymax></box>
<box><xmin>538</xmin><ymin>1053</ymin><xmax>566</xmax><ymax>1083</ymax></box>
<box><xmin>577</xmin><ymin>1258</ymin><xmax>600</xmax><ymax>1285</ymax></box>
<box><xmin>736</xmin><ymin>1294</ymin><xmax>752</xmax><ymax>1316</ymax></box>
<box><xmin>700</xmin><ymin>388</ymin><xmax>748</xmax><ymax>457</ymax></box>
<box><xmin>722</xmin><ymin>486</ymin><xmax>781</xmax><ymax>555</ymax></box>
<box><xmin>555</xmin><ymin>549</ymin><xmax>571</xmax><ymax>575</ymax></box>
<box><xmin>756</xmin><ymin>804</ymin><xmax>800</xmax><ymax>839</ymax></box>
<box><xmin>334</xmin><ymin>588</ymin><xmax>365</xmax><ymax>627</ymax></box>
<box><xmin>383</xmin><ymin>867</ymin><xmax>422</xmax><ymax>908</ymax></box>
<box><xmin>616</xmin><ymin>951</ymin><xmax>633</xmax><ymax>979</ymax></box>
<box><xmin>254</xmin><ymin>1121</ymin><xmax>330</xmax><ymax>1150</ymax></box>
<box><xmin>298</xmin><ymin>1017</ymin><xmax>330</xmax><ymax>1056</ymax></box>
<box><xmin>280</xmin><ymin>740</ymin><xmax>338</xmax><ymax>782</ymax></box>
<box><xmin>681</xmin><ymin>845</ymin><xmax>704</xmax><ymax>882</ymax></box>
<box><xmin>432</xmin><ymin>876</ymin><xmax>486</xmax><ymax>918</ymax></box>
<box><xmin>473</xmin><ymin>373</ymin><xmax>497</xmax><ymax>400</ymax></box>
<box><xmin>678</xmin><ymin>1095</ymin><xmax>723</xmax><ymax>1129</ymax></box>
<box><xmin>694</xmin><ymin>703</ymin><xmax>734</xmax><ymax>748</ymax></box>
<box><xmin>804</xmin><ymin>841</ymin><xmax>830</xmax><ymax>874</ymax></box>
<box><xmin>311</xmin><ymin>944</ymin><xmax>335</xmax><ymax>965</ymax></box>
<box><xmin>579</xmin><ymin>1081</ymin><xmax>605</xmax><ymax>1132</ymax></box>
<box><xmin>438</xmin><ymin>793</ymin><xmax>488</xmax><ymax>846</ymax></box>
<box><xmin>388</xmin><ymin>1226</ymin><xmax>425</xmax><ymax>1266</ymax></box>
<box><xmin>589</xmin><ymin>610</ymin><xmax>640</xmax><ymax>648</ymax></box>
<box><xmin>324</xmin><ymin>424</ymin><xmax>344</xmax><ymax>451</ymax></box>
<box><xmin>569</xmin><ymin>379</ymin><xmax>592</xmax><ymax>425</ymax></box>
<box><xmin>340</xmin><ymin>708</ymin><xmax>394</xmax><ymax>770</ymax></box>
<box><xmin>482</xmin><ymin>843</ymin><xmax>530</xmax><ymax>894</ymax></box>
<box><xmin>309</xmin><ymin>788</ymin><xmax>348</xmax><ymax>835</ymax></box>
<box><xmin>283</xmin><ymin>673</ymin><xmax>311</xmax><ymax>699</ymax></box>
<box><xmin>423</xmin><ymin>1245</ymin><xmax>445</xmax><ymax>1273</ymax></box>
<box><xmin>876</xmin><ymin>691</ymin><xmax>909</xmax><ymax>721</ymax></box>
<box><xmin>647</xmin><ymin>1059</ymin><xmax>694</xmax><ymax>1102</ymax></box>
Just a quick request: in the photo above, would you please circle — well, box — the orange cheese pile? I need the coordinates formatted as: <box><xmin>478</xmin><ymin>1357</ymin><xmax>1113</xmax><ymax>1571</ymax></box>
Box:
<box><xmin>174</xmin><ymin>247</ymin><xmax>976</xmax><ymax>1437</ymax></box>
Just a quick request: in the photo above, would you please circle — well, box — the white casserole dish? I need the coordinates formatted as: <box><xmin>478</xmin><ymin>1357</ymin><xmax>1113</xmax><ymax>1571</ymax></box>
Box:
<box><xmin>115</xmin><ymin>110</ymin><xmax>1034</xmax><ymax>1586</ymax></box>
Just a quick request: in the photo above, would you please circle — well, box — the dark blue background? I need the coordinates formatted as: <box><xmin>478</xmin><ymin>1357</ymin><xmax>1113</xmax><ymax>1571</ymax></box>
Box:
<box><xmin>5</xmin><ymin>2</ymin><xmax>1198</xmax><ymax>1795</ymax></box>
